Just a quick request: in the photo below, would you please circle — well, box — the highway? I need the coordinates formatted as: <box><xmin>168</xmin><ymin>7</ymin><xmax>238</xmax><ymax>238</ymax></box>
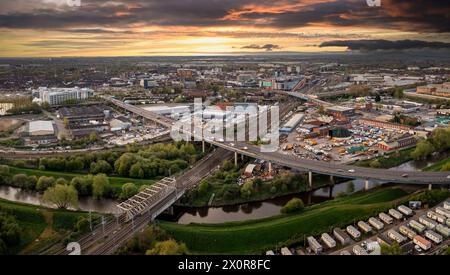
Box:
<box><xmin>106</xmin><ymin>97</ymin><xmax>450</xmax><ymax>185</ymax></box>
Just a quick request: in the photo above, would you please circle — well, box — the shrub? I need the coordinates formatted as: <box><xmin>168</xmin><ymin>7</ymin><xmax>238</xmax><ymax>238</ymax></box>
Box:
<box><xmin>280</xmin><ymin>198</ymin><xmax>304</xmax><ymax>214</ymax></box>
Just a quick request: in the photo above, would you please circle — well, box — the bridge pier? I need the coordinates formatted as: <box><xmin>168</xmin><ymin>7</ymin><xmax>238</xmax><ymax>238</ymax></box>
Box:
<box><xmin>330</xmin><ymin>175</ymin><xmax>334</xmax><ymax>184</ymax></box>
<box><xmin>202</xmin><ymin>140</ymin><xmax>205</xmax><ymax>153</ymax></box>
<box><xmin>268</xmin><ymin>162</ymin><xmax>273</xmax><ymax>174</ymax></box>
<box><xmin>308</xmin><ymin>171</ymin><xmax>313</xmax><ymax>188</ymax></box>
<box><xmin>428</xmin><ymin>184</ymin><xmax>432</xmax><ymax>191</ymax></box>
<box><xmin>234</xmin><ymin>152</ymin><xmax>238</xmax><ymax>167</ymax></box>
<box><xmin>364</xmin><ymin>180</ymin><xmax>370</xmax><ymax>191</ymax></box>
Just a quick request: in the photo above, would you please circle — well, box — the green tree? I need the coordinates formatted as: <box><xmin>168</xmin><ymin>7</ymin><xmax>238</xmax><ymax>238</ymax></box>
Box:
<box><xmin>222</xmin><ymin>160</ymin><xmax>235</xmax><ymax>171</ymax></box>
<box><xmin>393</xmin><ymin>87</ymin><xmax>404</xmax><ymax>99</ymax></box>
<box><xmin>89</xmin><ymin>132</ymin><xmax>99</xmax><ymax>143</ymax></box>
<box><xmin>90</xmin><ymin>160</ymin><xmax>112</xmax><ymax>174</ymax></box>
<box><xmin>114</xmin><ymin>153</ymin><xmax>135</xmax><ymax>177</ymax></box>
<box><xmin>145</xmin><ymin>240</ymin><xmax>188</xmax><ymax>255</ymax></box>
<box><xmin>71</xmin><ymin>175</ymin><xmax>93</xmax><ymax>196</ymax></box>
<box><xmin>55</xmin><ymin>178</ymin><xmax>68</xmax><ymax>186</ymax></box>
<box><xmin>431</xmin><ymin>128</ymin><xmax>450</xmax><ymax>151</ymax></box>
<box><xmin>12</xmin><ymin>174</ymin><xmax>28</xmax><ymax>189</ymax></box>
<box><xmin>0</xmin><ymin>211</ymin><xmax>21</xmax><ymax>253</ymax></box>
<box><xmin>92</xmin><ymin>174</ymin><xmax>110</xmax><ymax>199</ymax></box>
<box><xmin>440</xmin><ymin>163</ymin><xmax>450</xmax><ymax>172</ymax></box>
<box><xmin>120</xmin><ymin>183</ymin><xmax>138</xmax><ymax>200</ymax></box>
<box><xmin>381</xmin><ymin>242</ymin><xmax>403</xmax><ymax>255</ymax></box>
<box><xmin>240</xmin><ymin>181</ymin><xmax>254</xmax><ymax>199</ymax></box>
<box><xmin>411</xmin><ymin>140</ymin><xmax>435</xmax><ymax>160</ymax></box>
<box><xmin>346</xmin><ymin>181</ymin><xmax>355</xmax><ymax>194</ymax></box>
<box><xmin>0</xmin><ymin>165</ymin><xmax>9</xmax><ymax>176</ymax></box>
<box><xmin>129</xmin><ymin>163</ymin><xmax>145</xmax><ymax>179</ymax></box>
<box><xmin>36</xmin><ymin>176</ymin><xmax>56</xmax><ymax>192</ymax></box>
<box><xmin>42</xmin><ymin>184</ymin><xmax>78</xmax><ymax>209</ymax></box>
<box><xmin>281</xmin><ymin>198</ymin><xmax>304</xmax><ymax>214</ymax></box>
<box><xmin>197</xmin><ymin>180</ymin><xmax>209</xmax><ymax>196</ymax></box>
<box><xmin>369</xmin><ymin>159</ymin><xmax>381</xmax><ymax>168</ymax></box>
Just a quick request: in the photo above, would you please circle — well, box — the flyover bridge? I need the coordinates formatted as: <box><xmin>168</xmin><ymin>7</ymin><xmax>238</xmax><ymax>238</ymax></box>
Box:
<box><xmin>106</xmin><ymin>97</ymin><xmax>450</xmax><ymax>186</ymax></box>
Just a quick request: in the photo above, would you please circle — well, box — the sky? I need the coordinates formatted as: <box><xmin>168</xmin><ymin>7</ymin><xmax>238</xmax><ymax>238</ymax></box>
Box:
<box><xmin>0</xmin><ymin>0</ymin><xmax>449</xmax><ymax>57</ymax></box>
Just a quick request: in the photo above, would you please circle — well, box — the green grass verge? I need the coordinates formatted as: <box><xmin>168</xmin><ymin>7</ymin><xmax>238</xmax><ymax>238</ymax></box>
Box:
<box><xmin>354</xmin><ymin>147</ymin><xmax>415</xmax><ymax>169</ymax></box>
<box><xmin>423</xmin><ymin>156</ymin><xmax>450</xmax><ymax>172</ymax></box>
<box><xmin>8</xmin><ymin>167</ymin><xmax>155</xmax><ymax>188</ymax></box>
<box><xmin>160</xmin><ymin>187</ymin><xmax>410</xmax><ymax>254</ymax></box>
<box><xmin>0</xmin><ymin>198</ymin><xmax>90</xmax><ymax>254</ymax></box>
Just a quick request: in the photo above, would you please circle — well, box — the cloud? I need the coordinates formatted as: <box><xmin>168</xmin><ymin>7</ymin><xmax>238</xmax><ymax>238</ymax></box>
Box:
<box><xmin>319</xmin><ymin>39</ymin><xmax>450</xmax><ymax>51</ymax></box>
<box><xmin>241</xmin><ymin>44</ymin><xmax>282</xmax><ymax>51</ymax></box>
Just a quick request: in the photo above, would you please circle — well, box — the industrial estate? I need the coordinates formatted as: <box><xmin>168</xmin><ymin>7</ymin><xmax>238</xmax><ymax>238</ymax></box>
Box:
<box><xmin>0</xmin><ymin>0</ymin><xmax>449</xmax><ymax>258</ymax></box>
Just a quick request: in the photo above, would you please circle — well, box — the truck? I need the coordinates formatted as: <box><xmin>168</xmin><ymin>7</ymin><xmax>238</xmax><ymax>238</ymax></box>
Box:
<box><xmin>388</xmin><ymin>209</ymin><xmax>403</xmax><ymax>220</ymax></box>
<box><xmin>379</xmin><ymin>212</ymin><xmax>393</xmax><ymax>224</ymax></box>
<box><xmin>425</xmin><ymin>230</ymin><xmax>443</xmax><ymax>244</ymax></box>
<box><xmin>369</xmin><ymin>217</ymin><xmax>384</xmax><ymax>230</ymax></box>
<box><xmin>352</xmin><ymin>245</ymin><xmax>368</xmax><ymax>255</ymax></box>
<box><xmin>357</xmin><ymin>221</ymin><xmax>372</xmax><ymax>233</ymax></box>
<box><xmin>409</xmin><ymin>220</ymin><xmax>426</xmax><ymax>233</ymax></box>
<box><xmin>413</xmin><ymin>235</ymin><xmax>431</xmax><ymax>251</ymax></box>
<box><xmin>307</xmin><ymin>236</ymin><xmax>323</xmax><ymax>254</ymax></box>
<box><xmin>427</xmin><ymin>211</ymin><xmax>446</xmax><ymax>224</ymax></box>
<box><xmin>399</xmin><ymin>225</ymin><xmax>417</xmax><ymax>240</ymax></box>
<box><xmin>387</xmin><ymin>229</ymin><xmax>406</xmax><ymax>243</ymax></box>
<box><xmin>398</xmin><ymin>205</ymin><xmax>413</xmax><ymax>216</ymax></box>
<box><xmin>435</xmin><ymin>224</ymin><xmax>450</xmax><ymax>238</ymax></box>
<box><xmin>419</xmin><ymin>215</ymin><xmax>438</xmax><ymax>230</ymax></box>
<box><xmin>346</xmin><ymin>225</ymin><xmax>361</xmax><ymax>240</ymax></box>
<box><xmin>321</xmin><ymin>233</ymin><xmax>336</xmax><ymax>249</ymax></box>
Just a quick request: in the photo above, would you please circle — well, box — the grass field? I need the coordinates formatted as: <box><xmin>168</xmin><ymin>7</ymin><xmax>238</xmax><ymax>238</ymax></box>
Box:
<box><xmin>160</xmin><ymin>187</ymin><xmax>411</xmax><ymax>254</ymax></box>
<box><xmin>0</xmin><ymin>198</ymin><xmax>94</xmax><ymax>254</ymax></box>
<box><xmin>423</xmin><ymin>156</ymin><xmax>450</xmax><ymax>172</ymax></box>
<box><xmin>8</xmin><ymin>167</ymin><xmax>156</xmax><ymax>188</ymax></box>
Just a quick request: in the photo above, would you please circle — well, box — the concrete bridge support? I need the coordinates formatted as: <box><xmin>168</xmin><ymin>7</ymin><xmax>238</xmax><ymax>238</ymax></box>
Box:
<box><xmin>202</xmin><ymin>140</ymin><xmax>205</xmax><ymax>153</ymax></box>
<box><xmin>428</xmin><ymin>184</ymin><xmax>433</xmax><ymax>191</ymax></box>
<box><xmin>234</xmin><ymin>152</ymin><xmax>238</xmax><ymax>167</ymax></box>
<box><xmin>330</xmin><ymin>175</ymin><xmax>334</xmax><ymax>184</ymax></box>
<box><xmin>365</xmin><ymin>180</ymin><xmax>370</xmax><ymax>191</ymax></box>
<box><xmin>268</xmin><ymin>162</ymin><xmax>273</xmax><ymax>174</ymax></box>
<box><xmin>308</xmin><ymin>171</ymin><xmax>313</xmax><ymax>188</ymax></box>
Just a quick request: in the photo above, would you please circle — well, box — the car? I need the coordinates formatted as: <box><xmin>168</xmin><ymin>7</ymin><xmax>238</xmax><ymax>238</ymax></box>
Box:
<box><xmin>414</xmin><ymin>245</ymin><xmax>422</xmax><ymax>253</ymax></box>
<box><xmin>348</xmin><ymin>169</ymin><xmax>355</xmax><ymax>173</ymax></box>
<box><xmin>229</xmin><ymin>143</ymin><xmax>235</xmax><ymax>147</ymax></box>
<box><xmin>401</xmin><ymin>174</ymin><xmax>408</xmax><ymax>178</ymax></box>
<box><xmin>241</xmin><ymin>146</ymin><xmax>248</xmax><ymax>150</ymax></box>
<box><xmin>336</xmin><ymin>169</ymin><xmax>344</xmax><ymax>172</ymax></box>
<box><xmin>447</xmin><ymin>175</ymin><xmax>450</xmax><ymax>179</ymax></box>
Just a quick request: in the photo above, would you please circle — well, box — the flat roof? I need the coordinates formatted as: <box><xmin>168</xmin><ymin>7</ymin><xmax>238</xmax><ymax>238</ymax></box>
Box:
<box><xmin>29</xmin><ymin>120</ymin><xmax>54</xmax><ymax>133</ymax></box>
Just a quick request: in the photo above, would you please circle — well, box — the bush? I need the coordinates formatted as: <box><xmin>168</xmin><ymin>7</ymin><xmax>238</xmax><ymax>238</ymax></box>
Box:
<box><xmin>197</xmin><ymin>181</ymin><xmax>209</xmax><ymax>197</ymax></box>
<box><xmin>120</xmin><ymin>183</ymin><xmax>139</xmax><ymax>200</ymax></box>
<box><xmin>90</xmin><ymin>160</ymin><xmax>112</xmax><ymax>175</ymax></box>
<box><xmin>280</xmin><ymin>198</ymin><xmax>304</xmax><ymax>214</ymax></box>
<box><xmin>12</xmin><ymin>174</ymin><xmax>28</xmax><ymax>189</ymax></box>
<box><xmin>36</xmin><ymin>176</ymin><xmax>56</xmax><ymax>192</ymax></box>
<box><xmin>0</xmin><ymin>165</ymin><xmax>9</xmax><ymax>176</ymax></box>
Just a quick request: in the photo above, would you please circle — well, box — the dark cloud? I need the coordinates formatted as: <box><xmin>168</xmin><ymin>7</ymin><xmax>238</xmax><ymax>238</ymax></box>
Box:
<box><xmin>241</xmin><ymin>44</ymin><xmax>282</xmax><ymax>51</ymax></box>
<box><xmin>319</xmin><ymin>39</ymin><xmax>450</xmax><ymax>51</ymax></box>
<box><xmin>0</xmin><ymin>0</ymin><xmax>448</xmax><ymax>34</ymax></box>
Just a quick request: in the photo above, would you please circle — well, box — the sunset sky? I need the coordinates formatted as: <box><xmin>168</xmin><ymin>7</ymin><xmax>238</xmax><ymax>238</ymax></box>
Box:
<box><xmin>0</xmin><ymin>0</ymin><xmax>449</xmax><ymax>57</ymax></box>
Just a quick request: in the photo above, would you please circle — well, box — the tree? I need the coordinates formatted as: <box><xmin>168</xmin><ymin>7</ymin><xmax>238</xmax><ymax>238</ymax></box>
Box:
<box><xmin>240</xmin><ymin>181</ymin><xmax>254</xmax><ymax>199</ymax></box>
<box><xmin>281</xmin><ymin>198</ymin><xmax>304</xmax><ymax>214</ymax></box>
<box><xmin>42</xmin><ymin>184</ymin><xmax>78</xmax><ymax>209</ymax></box>
<box><xmin>197</xmin><ymin>180</ymin><xmax>209</xmax><ymax>196</ymax></box>
<box><xmin>222</xmin><ymin>160</ymin><xmax>235</xmax><ymax>171</ymax></box>
<box><xmin>0</xmin><ymin>165</ymin><xmax>9</xmax><ymax>176</ymax></box>
<box><xmin>440</xmin><ymin>163</ymin><xmax>450</xmax><ymax>172</ymax></box>
<box><xmin>381</xmin><ymin>242</ymin><xmax>403</xmax><ymax>255</ymax></box>
<box><xmin>411</xmin><ymin>140</ymin><xmax>435</xmax><ymax>160</ymax></box>
<box><xmin>431</xmin><ymin>128</ymin><xmax>450</xmax><ymax>152</ymax></box>
<box><xmin>346</xmin><ymin>181</ymin><xmax>355</xmax><ymax>194</ymax></box>
<box><xmin>12</xmin><ymin>174</ymin><xmax>28</xmax><ymax>189</ymax></box>
<box><xmin>71</xmin><ymin>175</ymin><xmax>93</xmax><ymax>196</ymax></box>
<box><xmin>89</xmin><ymin>132</ymin><xmax>99</xmax><ymax>143</ymax></box>
<box><xmin>145</xmin><ymin>240</ymin><xmax>188</xmax><ymax>255</ymax></box>
<box><xmin>369</xmin><ymin>159</ymin><xmax>381</xmax><ymax>168</ymax></box>
<box><xmin>92</xmin><ymin>174</ymin><xmax>110</xmax><ymax>199</ymax></box>
<box><xmin>120</xmin><ymin>183</ymin><xmax>138</xmax><ymax>200</ymax></box>
<box><xmin>66</xmin><ymin>158</ymin><xmax>84</xmax><ymax>172</ymax></box>
<box><xmin>0</xmin><ymin>211</ymin><xmax>21</xmax><ymax>254</ymax></box>
<box><xmin>114</xmin><ymin>153</ymin><xmax>135</xmax><ymax>177</ymax></box>
<box><xmin>129</xmin><ymin>163</ymin><xmax>145</xmax><ymax>179</ymax></box>
<box><xmin>55</xmin><ymin>178</ymin><xmax>68</xmax><ymax>186</ymax></box>
<box><xmin>63</xmin><ymin>117</ymin><xmax>70</xmax><ymax>129</ymax></box>
<box><xmin>36</xmin><ymin>176</ymin><xmax>56</xmax><ymax>192</ymax></box>
<box><xmin>90</xmin><ymin>160</ymin><xmax>112</xmax><ymax>175</ymax></box>
<box><xmin>393</xmin><ymin>87</ymin><xmax>404</xmax><ymax>99</ymax></box>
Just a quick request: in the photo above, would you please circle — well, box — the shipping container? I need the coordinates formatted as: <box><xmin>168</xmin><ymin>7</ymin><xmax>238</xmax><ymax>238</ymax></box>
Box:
<box><xmin>427</xmin><ymin>211</ymin><xmax>446</xmax><ymax>224</ymax></box>
<box><xmin>352</xmin><ymin>245</ymin><xmax>368</xmax><ymax>255</ymax></box>
<box><xmin>398</xmin><ymin>205</ymin><xmax>413</xmax><ymax>216</ymax></box>
<box><xmin>436</xmin><ymin>207</ymin><xmax>450</xmax><ymax>219</ymax></box>
<box><xmin>425</xmin><ymin>230</ymin><xmax>443</xmax><ymax>244</ymax></box>
<box><xmin>357</xmin><ymin>221</ymin><xmax>372</xmax><ymax>233</ymax></box>
<box><xmin>321</xmin><ymin>233</ymin><xmax>336</xmax><ymax>249</ymax></box>
<box><xmin>409</xmin><ymin>220</ymin><xmax>426</xmax><ymax>233</ymax></box>
<box><xmin>369</xmin><ymin>217</ymin><xmax>384</xmax><ymax>230</ymax></box>
<box><xmin>388</xmin><ymin>209</ymin><xmax>403</xmax><ymax>220</ymax></box>
<box><xmin>387</xmin><ymin>229</ymin><xmax>406</xmax><ymax>243</ymax></box>
<box><xmin>435</xmin><ymin>224</ymin><xmax>450</xmax><ymax>238</ymax></box>
<box><xmin>419</xmin><ymin>215</ymin><xmax>438</xmax><ymax>229</ymax></box>
<box><xmin>346</xmin><ymin>225</ymin><xmax>361</xmax><ymax>240</ymax></box>
<box><xmin>413</xmin><ymin>235</ymin><xmax>431</xmax><ymax>251</ymax></box>
<box><xmin>333</xmin><ymin>228</ymin><xmax>351</xmax><ymax>245</ymax></box>
<box><xmin>399</xmin><ymin>225</ymin><xmax>416</xmax><ymax>240</ymax></box>
<box><xmin>307</xmin><ymin>236</ymin><xmax>323</xmax><ymax>254</ymax></box>
<box><xmin>379</xmin><ymin>212</ymin><xmax>393</xmax><ymax>224</ymax></box>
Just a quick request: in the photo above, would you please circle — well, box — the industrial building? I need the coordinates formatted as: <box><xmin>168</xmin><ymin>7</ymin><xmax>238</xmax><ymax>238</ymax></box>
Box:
<box><xmin>280</xmin><ymin>113</ymin><xmax>304</xmax><ymax>133</ymax></box>
<box><xmin>325</xmin><ymin>106</ymin><xmax>355</xmax><ymax>118</ymax></box>
<box><xmin>417</xmin><ymin>82</ymin><xmax>450</xmax><ymax>98</ymax></box>
<box><xmin>24</xmin><ymin>120</ymin><xmax>58</xmax><ymax>145</ymax></box>
<box><xmin>33</xmin><ymin>87</ymin><xmax>94</xmax><ymax>105</ymax></box>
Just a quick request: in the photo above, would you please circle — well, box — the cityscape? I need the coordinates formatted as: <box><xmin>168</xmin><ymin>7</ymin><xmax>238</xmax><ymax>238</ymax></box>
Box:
<box><xmin>0</xmin><ymin>0</ymin><xmax>449</xmax><ymax>260</ymax></box>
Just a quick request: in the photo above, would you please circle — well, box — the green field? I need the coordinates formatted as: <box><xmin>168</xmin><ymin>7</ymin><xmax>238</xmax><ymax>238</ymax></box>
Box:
<box><xmin>160</xmin><ymin>187</ymin><xmax>411</xmax><ymax>254</ymax></box>
<box><xmin>0</xmin><ymin>198</ymin><xmax>94</xmax><ymax>254</ymax></box>
<box><xmin>423</xmin><ymin>156</ymin><xmax>450</xmax><ymax>172</ymax></box>
<box><xmin>8</xmin><ymin>167</ymin><xmax>156</xmax><ymax>188</ymax></box>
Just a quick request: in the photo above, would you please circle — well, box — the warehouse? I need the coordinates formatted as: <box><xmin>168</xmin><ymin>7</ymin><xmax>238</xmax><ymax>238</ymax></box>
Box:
<box><xmin>326</xmin><ymin>106</ymin><xmax>355</xmax><ymax>117</ymax></box>
<box><xmin>28</xmin><ymin>120</ymin><xmax>55</xmax><ymax>136</ymax></box>
<box><xmin>280</xmin><ymin>113</ymin><xmax>304</xmax><ymax>134</ymax></box>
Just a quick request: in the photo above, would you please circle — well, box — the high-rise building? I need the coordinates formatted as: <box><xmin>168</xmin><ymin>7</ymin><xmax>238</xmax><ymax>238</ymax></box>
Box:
<box><xmin>33</xmin><ymin>87</ymin><xmax>94</xmax><ymax>105</ymax></box>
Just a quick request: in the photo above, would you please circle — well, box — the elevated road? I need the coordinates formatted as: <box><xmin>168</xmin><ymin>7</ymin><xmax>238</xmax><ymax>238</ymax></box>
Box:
<box><xmin>106</xmin><ymin>97</ymin><xmax>450</xmax><ymax>185</ymax></box>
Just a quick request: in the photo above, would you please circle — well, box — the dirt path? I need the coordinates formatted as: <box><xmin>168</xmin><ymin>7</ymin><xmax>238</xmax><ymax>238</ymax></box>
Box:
<box><xmin>19</xmin><ymin>211</ymin><xmax>55</xmax><ymax>255</ymax></box>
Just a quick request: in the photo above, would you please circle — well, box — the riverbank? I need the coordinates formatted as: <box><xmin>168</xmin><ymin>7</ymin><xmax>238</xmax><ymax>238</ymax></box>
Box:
<box><xmin>353</xmin><ymin>147</ymin><xmax>415</xmax><ymax>169</ymax></box>
<box><xmin>160</xmin><ymin>186</ymin><xmax>413</xmax><ymax>254</ymax></box>
<box><xmin>423</xmin><ymin>156</ymin><xmax>450</xmax><ymax>172</ymax></box>
<box><xmin>0</xmin><ymin>198</ymin><xmax>99</xmax><ymax>254</ymax></box>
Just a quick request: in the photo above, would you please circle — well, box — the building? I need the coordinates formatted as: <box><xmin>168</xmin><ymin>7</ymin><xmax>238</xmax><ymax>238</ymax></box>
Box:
<box><xmin>321</xmin><ymin>233</ymin><xmax>336</xmax><ymax>249</ymax></box>
<box><xmin>307</xmin><ymin>236</ymin><xmax>322</xmax><ymax>254</ymax></box>
<box><xmin>140</xmin><ymin>79</ymin><xmax>158</xmax><ymax>89</ymax></box>
<box><xmin>417</xmin><ymin>82</ymin><xmax>450</xmax><ymax>98</ymax></box>
<box><xmin>358</xmin><ymin>118</ymin><xmax>412</xmax><ymax>131</ymax></box>
<box><xmin>326</xmin><ymin>106</ymin><xmax>355</xmax><ymax>118</ymax></box>
<box><xmin>425</xmin><ymin>230</ymin><xmax>443</xmax><ymax>244</ymax></box>
<box><xmin>110</xmin><ymin>117</ymin><xmax>132</xmax><ymax>131</ymax></box>
<box><xmin>280</xmin><ymin>113</ymin><xmax>304</xmax><ymax>134</ymax></box>
<box><xmin>59</xmin><ymin>105</ymin><xmax>106</xmax><ymax>127</ymax></box>
<box><xmin>33</xmin><ymin>87</ymin><xmax>94</xmax><ymax>105</ymax></box>
<box><xmin>24</xmin><ymin>120</ymin><xmax>57</xmax><ymax>145</ymax></box>
<box><xmin>333</xmin><ymin>228</ymin><xmax>351</xmax><ymax>245</ymax></box>
<box><xmin>243</xmin><ymin>164</ymin><xmax>257</xmax><ymax>178</ymax></box>
<box><xmin>377</xmin><ymin>134</ymin><xmax>417</xmax><ymax>151</ymax></box>
<box><xmin>177</xmin><ymin>69</ymin><xmax>194</xmax><ymax>78</ymax></box>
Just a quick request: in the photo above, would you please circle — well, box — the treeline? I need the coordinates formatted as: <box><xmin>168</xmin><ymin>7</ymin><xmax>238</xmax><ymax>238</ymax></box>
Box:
<box><xmin>5</xmin><ymin>97</ymin><xmax>42</xmax><ymax>115</ymax></box>
<box><xmin>0</xmin><ymin>209</ymin><xmax>21</xmax><ymax>255</ymax></box>
<box><xmin>0</xmin><ymin>165</ymin><xmax>139</xmax><ymax>201</ymax></box>
<box><xmin>35</xmin><ymin>142</ymin><xmax>199</xmax><ymax>179</ymax></box>
<box><xmin>411</xmin><ymin>128</ymin><xmax>450</xmax><ymax>160</ymax></box>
